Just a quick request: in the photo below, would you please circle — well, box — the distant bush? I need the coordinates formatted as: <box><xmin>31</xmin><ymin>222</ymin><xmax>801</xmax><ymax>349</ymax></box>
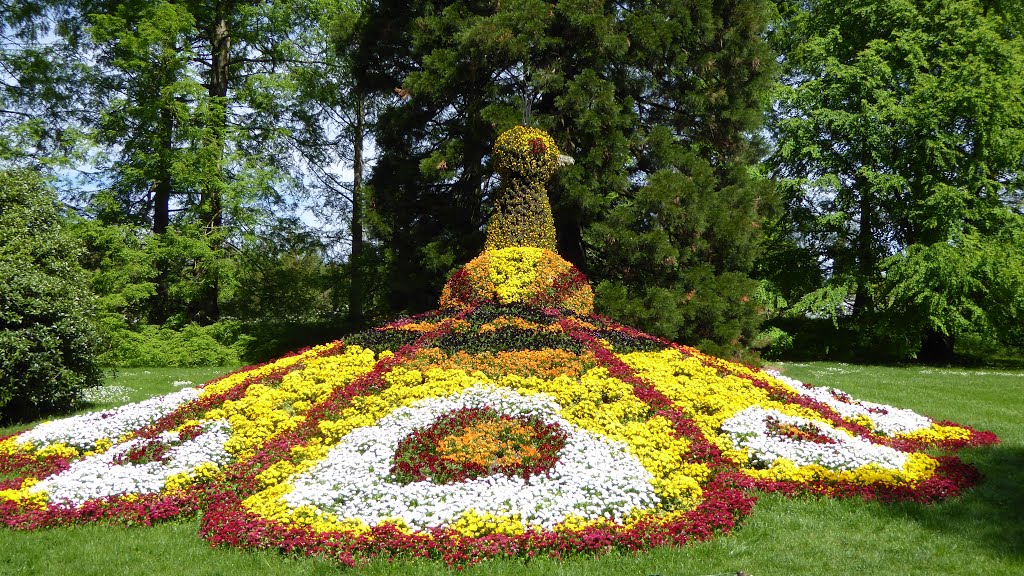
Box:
<box><xmin>0</xmin><ymin>170</ymin><xmax>103</xmax><ymax>423</ymax></box>
<box><xmin>98</xmin><ymin>321</ymin><xmax>249</xmax><ymax>367</ymax></box>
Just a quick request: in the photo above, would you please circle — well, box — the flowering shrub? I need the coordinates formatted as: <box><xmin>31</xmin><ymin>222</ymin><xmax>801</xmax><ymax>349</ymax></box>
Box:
<box><xmin>440</xmin><ymin>247</ymin><xmax>594</xmax><ymax>315</ymax></box>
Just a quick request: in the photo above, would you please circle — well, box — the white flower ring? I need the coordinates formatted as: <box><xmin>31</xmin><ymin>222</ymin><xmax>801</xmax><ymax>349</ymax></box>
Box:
<box><xmin>281</xmin><ymin>384</ymin><xmax>660</xmax><ymax>531</ymax></box>
<box><xmin>763</xmin><ymin>370</ymin><xmax>932</xmax><ymax>436</ymax></box>
<box><xmin>14</xmin><ymin>388</ymin><xmax>202</xmax><ymax>452</ymax></box>
<box><xmin>722</xmin><ymin>406</ymin><xmax>908</xmax><ymax>471</ymax></box>
<box><xmin>31</xmin><ymin>419</ymin><xmax>232</xmax><ymax>506</ymax></box>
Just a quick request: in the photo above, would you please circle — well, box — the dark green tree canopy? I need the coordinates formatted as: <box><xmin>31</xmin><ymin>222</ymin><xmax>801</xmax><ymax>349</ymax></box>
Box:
<box><xmin>357</xmin><ymin>0</ymin><xmax>779</xmax><ymax>355</ymax></box>
<box><xmin>0</xmin><ymin>170</ymin><xmax>102</xmax><ymax>423</ymax></box>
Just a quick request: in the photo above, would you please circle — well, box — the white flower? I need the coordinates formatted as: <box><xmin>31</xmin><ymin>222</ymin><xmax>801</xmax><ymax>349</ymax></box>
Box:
<box><xmin>722</xmin><ymin>406</ymin><xmax>908</xmax><ymax>471</ymax></box>
<box><xmin>81</xmin><ymin>385</ymin><xmax>133</xmax><ymax>405</ymax></box>
<box><xmin>762</xmin><ymin>370</ymin><xmax>932</xmax><ymax>436</ymax></box>
<box><xmin>30</xmin><ymin>420</ymin><xmax>232</xmax><ymax>506</ymax></box>
<box><xmin>15</xmin><ymin>388</ymin><xmax>202</xmax><ymax>451</ymax></box>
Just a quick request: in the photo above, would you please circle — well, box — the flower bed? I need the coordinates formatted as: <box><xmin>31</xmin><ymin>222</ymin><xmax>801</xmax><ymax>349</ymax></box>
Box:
<box><xmin>0</xmin><ymin>303</ymin><xmax>998</xmax><ymax>565</ymax></box>
<box><xmin>0</xmin><ymin>124</ymin><xmax>998</xmax><ymax>566</ymax></box>
<box><xmin>0</xmin><ymin>342</ymin><xmax>380</xmax><ymax>528</ymax></box>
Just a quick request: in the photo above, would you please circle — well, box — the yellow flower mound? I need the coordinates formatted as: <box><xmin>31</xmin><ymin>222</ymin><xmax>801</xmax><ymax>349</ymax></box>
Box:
<box><xmin>742</xmin><ymin>452</ymin><xmax>939</xmax><ymax>486</ymax></box>
<box><xmin>199</xmin><ymin>344</ymin><xmax>334</xmax><ymax>400</ymax></box>
<box><xmin>440</xmin><ymin>247</ymin><xmax>594</xmax><ymax>315</ymax></box>
<box><xmin>451</xmin><ymin>509</ymin><xmax>526</xmax><ymax>537</ymax></box>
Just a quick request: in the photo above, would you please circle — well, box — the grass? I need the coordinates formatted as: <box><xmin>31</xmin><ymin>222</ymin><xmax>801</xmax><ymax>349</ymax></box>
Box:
<box><xmin>1</xmin><ymin>362</ymin><xmax>1022</xmax><ymax>576</ymax></box>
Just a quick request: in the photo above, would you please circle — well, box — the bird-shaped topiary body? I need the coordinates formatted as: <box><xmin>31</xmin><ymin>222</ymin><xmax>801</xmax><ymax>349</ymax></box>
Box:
<box><xmin>484</xmin><ymin>126</ymin><xmax>559</xmax><ymax>251</ymax></box>
<box><xmin>447</xmin><ymin>126</ymin><xmax>594</xmax><ymax>314</ymax></box>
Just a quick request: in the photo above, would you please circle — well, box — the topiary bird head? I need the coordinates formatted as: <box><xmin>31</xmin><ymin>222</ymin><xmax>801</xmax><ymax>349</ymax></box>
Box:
<box><xmin>493</xmin><ymin>126</ymin><xmax>560</xmax><ymax>182</ymax></box>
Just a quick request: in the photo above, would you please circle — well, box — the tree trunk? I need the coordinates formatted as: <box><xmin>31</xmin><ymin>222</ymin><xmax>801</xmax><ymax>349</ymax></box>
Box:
<box><xmin>553</xmin><ymin>204</ymin><xmax>588</xmax><ymax>274</ymax></box>
<box><xmin>206</xmin><ymin>7</ymin><xmax>230</xmax><ymax>233</ymax></box>
<box><xmin>919</xmin><ymin>329</ymin><xmax>955</xmax><ymax>364</ymax></box>
<box><xmin>852</xmin><ymin>173</ymin><xmax>874</xmax><ymax>317</ymax></box>
<box><xmin>349</xmin><ymin>92</ymin><xmax>365</xmax><ymax>328</ymax></box>
<box><xmin>150</xmin><ymin>105</ymin><xmax>175</xmax><ymax>325</ymax></box>
<box><xmin>462</xmin><ymin>97</ymin><xmax>487</xmax><ymax>237</ymax></box>
<box><xmin>196</xmin><ymin>3</ymin><xmax>233</xmax><ymax>324</ymax></box>
<box><xmin>153</xmin><ymin>105</ymin><xmax>172</xmax><ymax>236</ymax></box>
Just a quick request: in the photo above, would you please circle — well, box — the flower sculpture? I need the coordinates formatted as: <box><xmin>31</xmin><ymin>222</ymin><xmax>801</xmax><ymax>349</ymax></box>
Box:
<box><xmin>484</xmin><ymin>125</ymin><xmax>559</xmax><ymax>251</ymax></box>
<box><xmin>0</xmin><ymin>126</ymin><xmax>999</xmax><ymax>567</ymax></box>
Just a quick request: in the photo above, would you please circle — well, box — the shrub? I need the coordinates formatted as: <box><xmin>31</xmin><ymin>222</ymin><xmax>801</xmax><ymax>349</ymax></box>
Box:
<box><xmin>0</xmin><ymin>170</ymin><xmax>102</xmax><ymax>423</ymax></box>
<box><xmin>98</xmin><ymin>321</ymin><xmax>247</xmax><ymax>368</ymax></box>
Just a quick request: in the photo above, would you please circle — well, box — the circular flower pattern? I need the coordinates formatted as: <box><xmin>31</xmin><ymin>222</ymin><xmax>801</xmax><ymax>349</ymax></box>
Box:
<box><xmin>722</xmin><ymin>406</ymin><xmax>908</xmax><ymax>471</ymax></box>
<box><xmin>0</xmin><ymin>303</ymin><xmax>998</xmax><ymax>568</ymax></box>
<box><xmin>281</xmin><ymin>385</ymin><xmax>659</xmax><ymax>532</ymax></box>
<box><xmin>389</xmin><ymin>406</ymin><xmax>567</xmax><ymax>484</ymax></box>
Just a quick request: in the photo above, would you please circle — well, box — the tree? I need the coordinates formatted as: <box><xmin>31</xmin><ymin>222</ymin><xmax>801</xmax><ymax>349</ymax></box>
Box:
<box><xmin>356</xmin><ymin>0</ymin><xmax>778</xmax><ymax>354</ymax></box>
<box><xmin>0</xmin><ymin>3</ymin><xmax>86</xmax><ymax>167</ymax></box>
<box><xmin>768</xmin><ymin>0</ymin><xmax>1024</xmax><ymax>361</ymax></box>
<box><xmin>0</xmin><ymin>170</ymin><xmax>102</xmax><ymax>423</ymax></box>
<box><xmin>591</xmin><ymin>0</ymin><xmax>778</xmax><ymax>354</ymax></box>
<box><xmin>0</xmin><ymin>0</ymin><xmax>376</xmax><ymax>332</ymax></box>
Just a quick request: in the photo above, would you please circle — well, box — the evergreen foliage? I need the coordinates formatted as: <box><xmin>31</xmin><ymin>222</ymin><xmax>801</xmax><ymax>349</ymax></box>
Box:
<box><xmin>0</xmin><ymin>170</ymin><xmax>102</xmax><ymax>423</ymax></box>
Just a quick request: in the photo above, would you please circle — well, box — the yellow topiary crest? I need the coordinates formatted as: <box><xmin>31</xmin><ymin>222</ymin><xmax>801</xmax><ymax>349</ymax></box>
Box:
<box><xmin>492</xmin><ymin>126</ymin><xmax>560</xmax><ymax>180</ymax></box>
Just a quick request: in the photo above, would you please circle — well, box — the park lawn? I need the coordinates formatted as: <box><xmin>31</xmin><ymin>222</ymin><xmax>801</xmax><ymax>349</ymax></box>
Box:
<box><xmin>1</xmin><ymin>362</ymin><xmax>1021</xmax><ymax>576</ymax></box>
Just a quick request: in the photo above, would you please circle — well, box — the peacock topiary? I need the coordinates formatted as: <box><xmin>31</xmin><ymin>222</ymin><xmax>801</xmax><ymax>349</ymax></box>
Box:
<box><xmin>0</xmin><ymin>126</ymin><xmax>999</xmax><ymax>568</ymax></box>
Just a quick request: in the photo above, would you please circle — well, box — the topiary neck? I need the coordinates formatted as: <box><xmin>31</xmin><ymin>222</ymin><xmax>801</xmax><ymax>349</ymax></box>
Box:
<box><xmin>484</xmin><ymin>126</ymin><xmax>559</xmax><ymax>252</ymax></box>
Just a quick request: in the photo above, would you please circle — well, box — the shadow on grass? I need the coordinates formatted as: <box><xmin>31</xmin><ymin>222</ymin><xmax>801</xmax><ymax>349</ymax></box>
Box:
<box><xmin>884</xmin><ymin>445</ymin><xmax>1024</xmax><ymax>559</ymax></box>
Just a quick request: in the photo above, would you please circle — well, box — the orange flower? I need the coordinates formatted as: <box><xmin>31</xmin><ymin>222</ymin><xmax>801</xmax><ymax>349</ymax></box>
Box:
<box><xmin>437</xmin><ymin>419</ymin><xmax>539</xmax><ymax>469</ymax></box>
<box><xmin>410</xmin><ymin>347</ymin><xmax>597</xmax><ymax>379</ymax></box>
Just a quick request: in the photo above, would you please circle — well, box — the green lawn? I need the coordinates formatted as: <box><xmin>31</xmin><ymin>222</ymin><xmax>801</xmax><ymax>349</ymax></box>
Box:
<box><xmin>1</xmin><ymin>363</ymin><xmax>1021</xmax><ymax>576</ymax></box>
